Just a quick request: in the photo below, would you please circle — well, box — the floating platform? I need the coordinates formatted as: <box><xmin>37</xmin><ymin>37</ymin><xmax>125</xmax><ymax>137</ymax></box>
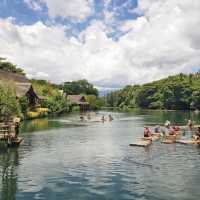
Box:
<box><xmin>0</xmin><ymin>136</ymin><xmax>23</xmax><ymax>148</ymax></box>
<box><xmin>7</xmin><ymin>137</ymin><xmax>23</xmax><ymax>147</ymax></box>
<box><xmin>142</xmin><ymin>135</ymin><xmax>161</xmax><ymax>142</ymax></box>
<box><xmin>129</xmin><ymin>140</ymin><xmax>152</xmax><ymax>147</ymax></box>
<box><xmin>176</xmin><ymin>140</ymin><xmax>200</xmax><ymax>145</ymax></box>
<box><xmin>161</xmin><ymin>139</ymin><xmax>175</xmax><ymax>144</ymax></box>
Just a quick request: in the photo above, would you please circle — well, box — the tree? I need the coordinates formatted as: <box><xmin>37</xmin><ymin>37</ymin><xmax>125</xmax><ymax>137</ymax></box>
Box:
<box><xmin>191</xmin><ymin>89</ymin><xmax>200</xmax><ymax>110</ymax></box>
<box><xmin>19</xmin><ymin>96</ymin><xmax>29</xmax><ymax>117</ymax></box>
<box><xmin>0</xmin><ymin>81</ymin><xmax>20</xmax><ymax>121</ymax></box>
<box><xmin>63</xmin><ymin>79</ymin><xmax>98</xmax><ymax>96</ymax></box>
<box><xmin>0</xmin><ymin>58</ymin><xmax>25</xmax><ymax>75</ymax></box>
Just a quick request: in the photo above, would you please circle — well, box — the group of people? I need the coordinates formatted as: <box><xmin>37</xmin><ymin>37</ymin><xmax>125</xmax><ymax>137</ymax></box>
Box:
<box><xmin>101</xmin><ymin>114</ymin><xmax>113</xmax><ymax>122</ymax></box>
<box><xmin>143</xmin><ymin>119</ymin><xmax>200</xmax><ymax>141</ymax></box>
<box><xmin>186</xmin><ymin>119</ymin><xmax>200</xmax><ymax>141</ymax></box>
<box><xmin>80</xmin><ymin>113</ymin><xmax>114</xmax><ymax>122</ymax></box>
<box><xmin>143</xmin><ymin>123</ymin><xmax>180</xmax><ymax>138</ymax></box>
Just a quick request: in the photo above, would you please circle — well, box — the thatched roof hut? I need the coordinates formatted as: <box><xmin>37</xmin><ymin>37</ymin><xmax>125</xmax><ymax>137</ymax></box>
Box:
<box><xmin>67</xmin><ymin>95</ymin><xmax>89</xmax><ymax>111</ymax></box>
<box><xmin>0</xmin><ymin>69</ymin><xmax>38</xmax><ymax>105</ymax></box>
<box><xmin>67</xmin><ymin>95</ymin><xmax>88</xmax><ymax>105</ymax></box>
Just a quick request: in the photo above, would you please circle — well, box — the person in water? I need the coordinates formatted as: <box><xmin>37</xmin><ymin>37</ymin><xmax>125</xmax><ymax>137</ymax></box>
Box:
<box><xmin>87</xmin><ymin>113</ymin><xmax>91</xmax><ymax>120</ymax></box>
<box><xmin>108</xmin><ymin>114</ymin><xmax>113</xmax><ymax>122</ymax></box>
<box><xmin>187</xmin><ymin>119</ymin><xmax>193</xmax><ymax>129</ymax></box>
<box><xmin>80</xmin><ymin>114</ymin><xmax>84</xmax><ymax>122</ymax></box>
<box><xmin>101</xmin><ymin>115</ymin><xmax>105</xmax><ymax>122</ymax></box>
<box><xmin>144</xmin><ymin>127</ymin><xmax>151</xmax><ymax>137</ymax></box>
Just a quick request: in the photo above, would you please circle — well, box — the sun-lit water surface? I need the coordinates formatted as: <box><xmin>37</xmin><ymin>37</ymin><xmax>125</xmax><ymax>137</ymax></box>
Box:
<box><xmin>0</xmin><ymin>110</ymin><xmax>200</xmax><ymax>200</ymax></box>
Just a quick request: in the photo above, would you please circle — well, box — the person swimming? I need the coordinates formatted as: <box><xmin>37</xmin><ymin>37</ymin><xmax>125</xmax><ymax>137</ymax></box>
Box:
<box><xmin>144</xmin><ymin>127</ymin><xmax>151</xmax><ymax>137</ymax></box>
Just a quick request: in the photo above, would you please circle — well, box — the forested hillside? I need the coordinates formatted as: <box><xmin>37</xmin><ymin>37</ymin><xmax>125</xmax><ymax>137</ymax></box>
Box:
<box><xmin>105</xmin><ymin>73</ymin><xmax>200</xmax><ymax>110</ymax></box>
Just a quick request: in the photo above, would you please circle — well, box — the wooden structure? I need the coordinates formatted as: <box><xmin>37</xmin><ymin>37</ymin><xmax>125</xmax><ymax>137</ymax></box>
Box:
<box><xmin>67</xmin><ymin>95</ymin><xmax>89</xmax><ymax>112</ymax></box>
<box><xmin>0</xmin><ymin>122</ymin><xmax>23</xmax><ymax>148</ymax></box>
<box><xmin>0</xmin><ymin>69</ymin><xmax>39</xmax><ymax>107</ymax></box>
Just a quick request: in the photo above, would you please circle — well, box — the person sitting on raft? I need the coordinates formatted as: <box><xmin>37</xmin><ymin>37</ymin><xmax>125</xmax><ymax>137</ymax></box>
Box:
<box><xmin>164</xmin><ymin>120</ymin><xmax>171</xmax><ymax>128</ymax></box>
<box><xmin>174</xmin><ymin>125</ymin><xmax>180</xmax><ymax>132</ymax></box>
<box><xmin>144</xmin><ymin>127</ymin><xmax>151</xmax><ymax>137</ymax></box>
<box><xmin>154</xmin><ymin>125</ymin><xmax>161</xmax><ymax>133</ymax></box>
<box><xmin>169</xmin><ymin>127</ymin><xmax>177</xmax><ymax>136</ymax></box>
<box><xmin>193</xmin><ymin>127</ymin><xmax>200</xmax><ymax>141</ymax></box>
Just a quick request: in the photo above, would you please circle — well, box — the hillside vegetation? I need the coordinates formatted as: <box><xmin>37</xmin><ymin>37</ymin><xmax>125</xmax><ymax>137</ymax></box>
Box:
<box><xmin>0</xmin><ymin>58</ymin><xmax>101</xmax><ymax>120</ymax></box>
<box><xmin>105</xmin><ymin>73</ymin><xmax>200</xmax><ymax>110</ymax></box>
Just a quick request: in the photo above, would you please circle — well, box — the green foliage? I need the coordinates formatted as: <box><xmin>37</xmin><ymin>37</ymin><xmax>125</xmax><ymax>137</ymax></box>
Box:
<box><xmin>19</xmin><ymin>96</ymin><xmax>29</xmax><ymax>116</ymax></box>
<box><xmin>191</xmin><ymin>89</ymin><xmax>200</xmax><ymax>110</ymax></box>
<box><xmin>41</xmin><ymin>91</ymin><xmax>69</xmax><ymax>114</ymax></box>
<box><xmin>105</xmin><ymin>73</ymin><xmax>200</xmax><ymax>110</ymax></box>
<box><xmin>63</xmin><ymin>79</ymin><xmax>98</xmax><ymax>96</ymax></box>
<box><xmin>86</xmin><ymin>95</ymin><xmax>105</xmax><ymax>110</ymax></box>
<box><xmin>0</xmin><ymin>81</ymin><xmax>20</xmax><ymax>121</ymax></box>
<box><xmin>0</xmin><ymin>57</ymin><xmax>25</xmax><ymax>75</ymax></box>
<box><xmin>31</xmin><ymin>79</ymin><xmax>69</xmax><ymax>114</ymax></box>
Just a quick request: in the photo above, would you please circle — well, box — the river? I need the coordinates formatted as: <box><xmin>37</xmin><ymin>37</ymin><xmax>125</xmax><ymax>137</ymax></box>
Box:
<box><xmin>0</xmin><ymin>110</ymin><xmax>200</xmax><ymax>200</ymax></box>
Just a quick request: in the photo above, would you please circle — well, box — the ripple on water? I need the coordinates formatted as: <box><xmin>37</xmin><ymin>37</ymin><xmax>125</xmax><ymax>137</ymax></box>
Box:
<box><xmin>1</xmin><ymin>111</ymin><xmax>200</xmax><ymax>200</ymax></box>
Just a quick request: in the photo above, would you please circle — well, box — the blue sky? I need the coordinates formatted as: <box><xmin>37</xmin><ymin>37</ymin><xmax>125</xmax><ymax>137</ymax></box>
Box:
<box><xmin>0</xmin><ymin>0</ymin><xmax>200</xmax><ymax>90</ymax></box>
<box><xmin>0</xmin><ymin>0</ymin><xmax>139</xmax><ymax>38</ymax></box>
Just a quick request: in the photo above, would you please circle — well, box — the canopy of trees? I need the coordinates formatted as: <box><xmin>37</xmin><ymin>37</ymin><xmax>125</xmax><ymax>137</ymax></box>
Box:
<box><xmin>0</xmin><ymin>57</ymin><xmax>25</xmax><ymax>75</ymax></box>
<box><xmin>63</xmin><ymin>79</ymin><xmax>98</xmax><ymax>96</ymax></box>
<box><xmin>105</xmin><ymin>73</ymin><xmax>200</xmax><ymax>110</ymax></box>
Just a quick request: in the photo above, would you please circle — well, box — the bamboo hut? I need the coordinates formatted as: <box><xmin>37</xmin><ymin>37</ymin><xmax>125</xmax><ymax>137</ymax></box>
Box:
<box><xmin>0</xmin><ymin>69</ymin><xmax>39</xmax><ymax>107</ymax></box>
<box><xmin>67</xmin><ymin>95</ymin><xmax>89</xmax><ymax>112</ymax></box>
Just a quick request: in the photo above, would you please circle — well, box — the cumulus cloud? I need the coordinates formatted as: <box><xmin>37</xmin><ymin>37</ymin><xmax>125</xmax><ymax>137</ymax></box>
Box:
<box><xmin>1</xmin><ymin>0</ymin><xmax>200</xmax><ymax>89</ymax></box>
<box><xmin>24</xmin><ymin>0</ymin><xmax>94</xmax><ymax>21</ymax></box>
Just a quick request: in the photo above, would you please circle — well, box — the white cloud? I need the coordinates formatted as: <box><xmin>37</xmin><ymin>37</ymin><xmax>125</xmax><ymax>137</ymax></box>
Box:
<box><xmin>24</xmin><ymin>0</ymin><xmax>94</xmax><ymax>21</ymax></box>
<box><xmin>1</xmin><ymin>0</ymin><xmax>200</xmax><ymax>89</ymax></box>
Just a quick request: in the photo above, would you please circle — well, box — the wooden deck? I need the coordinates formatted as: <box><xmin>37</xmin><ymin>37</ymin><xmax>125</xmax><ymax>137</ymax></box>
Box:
<box><xmin>0</xmin><ymin>123</ymin><xmax>23</xmax><ymax>148</ymax></box>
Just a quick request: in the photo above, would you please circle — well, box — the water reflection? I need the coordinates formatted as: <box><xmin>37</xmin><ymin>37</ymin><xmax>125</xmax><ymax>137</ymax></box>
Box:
<box><xmin>0</xmin><ymin>149</ymin><xmax>19</xmax><ymax>200</ymax></box>
<box><xmin>0</xmin><ymin>110</ymin><xmax>200</xmax><ymax>200</ymax></box>
<box><xmin>20</xmin><ymin>119</ymin><xmax>65</xmax><ymax>133</ymax></box>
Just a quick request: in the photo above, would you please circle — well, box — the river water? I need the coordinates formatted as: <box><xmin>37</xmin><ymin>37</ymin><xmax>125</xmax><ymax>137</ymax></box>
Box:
<box><xmin>0</xmin><ymin>110</ymin><xmax>200</xmax><ymax>200</ymax></box>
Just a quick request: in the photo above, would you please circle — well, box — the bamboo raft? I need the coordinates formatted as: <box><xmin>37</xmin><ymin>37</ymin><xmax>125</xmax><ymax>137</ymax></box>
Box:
<box><xmin>176</xmin><ymin>140</ymin><xmax>200</xmax><ymax>145</ymax></box>
<box><xmin>129</xmin><ymin>133</ymin><xmax>161</xmax><ymax>147</ymax></box>
<box><xmin>129</xmin><ymin>140</ymin><xmax>152</xmax><ymax>147</ymax></box>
